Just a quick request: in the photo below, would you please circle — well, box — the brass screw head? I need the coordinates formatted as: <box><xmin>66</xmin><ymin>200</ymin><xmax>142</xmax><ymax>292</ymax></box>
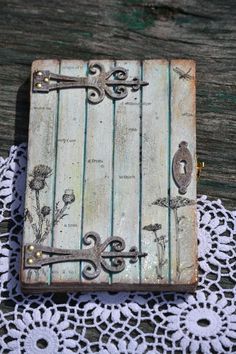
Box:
<box><xmin>37</xmin><ymin>71</ymin><xmax>43</xmax><ymax>76</ymax></box>
<box><xmin>44</xmin><ymin>77</ymin><xmax>49</xmax><ymax>82</ymax></box>
<box><xmin>35</xmin><ymin>251</ymin><xmax>42</xmax><ymax>258</ymax></box>
<box><xmin>27</xmin><ymin>257</ymin><xmax>34</xmax><ymax>265</ymax></box>
<box><xmin>36</xmin><ymin>83</ymin><xmax>42</xmax><ymax>88</ymax></box>
<box><xmin>28</xmin><ymin>245</ymin><xmax>35</xmax><ymax>252</ymax></box>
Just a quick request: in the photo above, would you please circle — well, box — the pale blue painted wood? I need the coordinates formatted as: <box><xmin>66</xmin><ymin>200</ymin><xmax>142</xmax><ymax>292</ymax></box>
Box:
<box><xmin>141</xmin><ymin>60</ymin><xmax>170</xmax><ymax>284</ymax></box>
<box><xmin>51</xmin><ymin>60</ymin><xmax>87</xmax><ymax>283</ymax></box>
<box><xmin>112</xmin><ymin>60</ymin><xmax>141</xmax><ymax>284</ymax></box>
<box><xmin>170</xmin><ymin>60</ymin><xmax>197</xmax><ymax>284</ymax></box>
<box><xmin>23</xmin><ymin>60</ymin><xmax>59</xmax><ymax>285</ymax></box>
<box><xmin>82</xmin><ymin>60</ymin><xmax>114</xmax><ymax>284</ymax></box>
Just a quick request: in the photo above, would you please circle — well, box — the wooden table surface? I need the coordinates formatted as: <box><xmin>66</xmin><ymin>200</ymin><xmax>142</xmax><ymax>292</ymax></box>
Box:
<box><xmin>0</xmin><ymin>0</ymin><xmax>235</xmax><ymax>210</ymax></box>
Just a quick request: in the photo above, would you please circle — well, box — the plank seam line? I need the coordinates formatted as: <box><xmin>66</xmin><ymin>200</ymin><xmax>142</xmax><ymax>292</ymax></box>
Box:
<box><xmin>168</xmin><ymin>61</ymin><xmax>172</xmax><ymax>284</ymax></box>
<box><xmin>49</xmin><ymin>59</ymin><xmax>61</xmax><ymax>286</ymax></box>
<box><xmin>80</xmin><ymin>62</ymin><xmax>89</xmax><ymax>282</ymax></box>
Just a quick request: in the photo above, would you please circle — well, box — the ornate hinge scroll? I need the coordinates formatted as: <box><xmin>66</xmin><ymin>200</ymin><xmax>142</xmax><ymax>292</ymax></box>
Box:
<box><xmin>172</xmin><ymin>141</ymin><xmax>193</xmax><ymax>194</ymax></box>
<box><xmin>24</xmin><ymin>232</ymin><xmax>147</xmax><ymax>279</ymax></box>
<box><xmin>33</xmin><ymin>63</ymin><xmax>149</xmax><ymax>104</ymax></box>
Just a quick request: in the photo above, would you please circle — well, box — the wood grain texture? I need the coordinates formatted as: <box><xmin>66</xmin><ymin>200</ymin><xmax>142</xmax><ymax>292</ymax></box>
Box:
<box><xmin>82</xmin><ymin>60</ymin><xmax>114</xmax><ymax>284</ymax></box>
<box><xmin>170</xmin><ymin>60</ymin><xmax>197</xmax><ymax>284</ymax></box>
<box><xmin>112</xmin><ymin>60</ymin><xmax>141</xmax><ymax>284</ymax></box>
<box><xmin>51</xmin><ymin>60</ymin><xmax>86</xmax><ymax>283</ymax></box>
<box><xmin>0</xmin><ymin>2</ymin><xmax>235</xmax><ymax>203</ymax></box>
<box><xmin>141</xmin><ymin>60</ymin><xmax>169</xmax><ymax>284</ymax></box>
<box><xmin>22</xmin><ymin>59</ymin><xmax>59</xmax><ymax>285</ymax></box>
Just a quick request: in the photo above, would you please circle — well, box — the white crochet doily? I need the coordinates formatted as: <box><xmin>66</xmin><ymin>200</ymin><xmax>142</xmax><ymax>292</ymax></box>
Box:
<box><xmin>0</xmin><ymin>144</ymin><xmax>235</xmax><ymax>354</ymax></box>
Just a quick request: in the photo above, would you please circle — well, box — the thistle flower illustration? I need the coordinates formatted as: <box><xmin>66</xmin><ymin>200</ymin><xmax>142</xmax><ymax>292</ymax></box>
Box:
<box><xmin>152</xmin><ymin>196</ymin><xmax>195</xmax><ymax>280</ymax></box>
<box><xmin>26</xmin><ymin>166</ymin><xmax>76</xmax><ymax>243</ymax></box>
<box><xmin>54</xmin><ymin>189</ymin><xmax>76</xmax><ymax>225</ymax></box>
<box><xmin>41</xmin><ymin>206</ymin><xmax>51</xmax><ymax>217</ymax></box>
<box><xmin>62</xmin><ymin>189</ymin><xmax>76</xmax><ymax>205</ymax></box>
<box><xmin>143</xmin><ymin>223</ymin><xmax>167</xmax><ymax>279</ymax></box>
<box><xmin>31</xmin><ymin>164</ymin><xmax>52</xmax><ymax>178</ymax></box>
<box><xmin>27</xmin><ymin>165</ymin><xmax>53</xmax><ymax>243</ymax></box>
<box><xmin>26</xmin><ymin>166</ymin><xmax>76</xmax><ymax>281</ymax></box>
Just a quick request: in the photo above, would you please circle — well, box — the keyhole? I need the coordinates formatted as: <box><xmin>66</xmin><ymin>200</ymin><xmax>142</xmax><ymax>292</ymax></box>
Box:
<box><xmin>179</xmin><ymin>160</ymin><xmax>187</xmax><ymax>174</ymax></box>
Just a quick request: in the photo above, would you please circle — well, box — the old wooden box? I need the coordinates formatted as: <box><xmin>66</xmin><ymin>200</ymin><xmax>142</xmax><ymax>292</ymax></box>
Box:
<box><xmin>21</xmin><ymin>59</ymin><xmax>197</xmax><ymax>293</ymax></box>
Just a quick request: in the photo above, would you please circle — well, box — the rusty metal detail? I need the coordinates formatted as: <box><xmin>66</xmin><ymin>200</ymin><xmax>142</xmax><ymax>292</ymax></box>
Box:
<box><xmin>24</xmin><ymin>232</ymin><xmax>147</xmax><ymax>279</ymax></box>
<box><xmin>33</xmin><ymin>63</ymin><xmax>149</xmax><ymax>104</ymax></box>
<box><xmin>172</xmin><ymin>141</ymin><xmax>193</xmax><ymax>194</ymax></box>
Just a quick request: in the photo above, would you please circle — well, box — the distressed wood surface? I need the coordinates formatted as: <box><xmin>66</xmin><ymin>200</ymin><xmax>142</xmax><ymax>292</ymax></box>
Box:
<box><xmin>82</xmin><ymin>60</ymin><xmax>114</xmax><ymax>284</ymax></box>
<box><xmin>141</xmin><ymin>60</ymin><xmax>169</xmax><ymax>284</ymax></box>
<box><xmin>22</xmin><ymin>60</ymin><xmax>59</xmax><ymax>285</ymax></box>
<box><xmin>1</xmin><ymin>0</ymin><xmax>235</xmax><ymax>211</ymax></box>
<box><xmin>170</xmin><ymin>60</ymin><xmax>197</xmax><ymax>284</ymax></box>
<box><xmin>21</xmin><ymin>59</ymin><xmax>197</xmax><ymax>291</ymax></box>
<box><xmin>52</xmin><ymin>60</ymin><xmax>86</xmax><ymax>283</ymax></box>
<box><xmin>113</xmin><ymin>60</ymin><xmax>141</xmax><ymax>284</ymax></box>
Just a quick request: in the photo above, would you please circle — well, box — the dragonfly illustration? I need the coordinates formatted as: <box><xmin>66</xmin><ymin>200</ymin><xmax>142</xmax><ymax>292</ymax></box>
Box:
<box><xmin>173</xmin><ymin>67</ymin><xmax>193</xmax><ymax>81</ymax></box>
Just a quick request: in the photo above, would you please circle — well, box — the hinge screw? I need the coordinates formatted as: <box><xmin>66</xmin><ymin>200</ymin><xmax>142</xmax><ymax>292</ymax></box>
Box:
<box><xmin>27</xmin><ymin>245</ymin><xmax>35</xmax><ymax>252</ymax></box>
<box><xmin>35</xmin><ymin>83</ymin><xmax>42</xmax><ymax>88</ymax></box>
<box><xmin>27</xmin><ymin>257</ymin><xmax>34</xmax><ymax>265</ymax></box>
<box><xmin>35</xmin><ymin>251</ymin><xmax>42</xmax><ymax>258</ymax></box>
<box><xmin>44</xmin><ymin>77</ymin><xmax>49</xmax><ymax>82</ymax></box>
<box><xmin>37</xmin><ymin>71</ymin><xmax>43</xmax><ymax>76</ymax></box>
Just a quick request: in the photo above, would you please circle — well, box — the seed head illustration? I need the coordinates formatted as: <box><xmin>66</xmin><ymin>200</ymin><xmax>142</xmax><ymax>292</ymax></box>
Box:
<box><xmin>62</xmin><ymin>189</ymin><xmax>76</xmax><ymax>205</ymax></box>
<box><xmin>41</xmin><ymin>206</ymin><xmax>51</xmax><ymax>217</ymax></box>
<box><xmin>143</xmin><ymin>223</ymin><xmax>167</xmax><ymax>279</ymax></box>
<box><xmin>152</xmin><ymin>196</ymin><xmax>195</xmax><ymax>280</ymax></box>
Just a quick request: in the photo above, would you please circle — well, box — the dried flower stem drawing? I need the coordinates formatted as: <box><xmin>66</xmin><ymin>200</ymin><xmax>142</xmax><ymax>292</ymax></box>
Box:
<box><xmin>25</xmin><ymin>165</ymin><xmax>76</xmax><ymax>280</ymax></box>
<box><xmin>143</xmin><ymin>223</ymin><xmax>167</xmax><ymax>279</ymax></box>
<box><xmin>152</xmin><ymin>196</ymin><xmax>195</xmax><ymax>280</ymax></box>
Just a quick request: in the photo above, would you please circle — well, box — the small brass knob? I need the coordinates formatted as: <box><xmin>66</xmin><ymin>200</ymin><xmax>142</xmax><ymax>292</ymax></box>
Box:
<box><xmin>27</xmin><ymin>245</ymin><xmax>35</xmax><ymax>252</ymax></box>
<box><xmin>27</xmin><ymin>257</ymin><xmax>34</xmax><ymax>265</ymax></box>
<box><xmin>35</xmin><ymin>251</ymin><xmax>42</xmax><ymax>258</ymax></box>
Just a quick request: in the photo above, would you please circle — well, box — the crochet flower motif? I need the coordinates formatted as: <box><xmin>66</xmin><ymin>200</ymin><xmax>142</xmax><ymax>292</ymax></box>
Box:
<box><xmin>96</xmin><ymin>339</ymin><xmax>154</xmax><ymax>354</ymax></box>
<box><xmin>197</xmin><ymin>195</ymin><xmax>236</xmax><ymax>286</ymax></box>
<box><xmin>77</xmin><ymin>292</ymin><xmax>146</xmax><ymax>323</ymax></box>
<box><xmin>0</xmin><ymin>144</ymin><xmax>27</xmax><ymax>221</ymax></box>
<box><xmin>4</xmin><ymin>306</ymin><xmax>88</xmax><ymax>354</ymax></box>
<box><xmin>0</xmin><ymin>238</ymin><xmax>21</xmax><ymax>300</ymax></box>
<box><xmin>166</xmin><ymin>291</ymin><xmax>236</xmax><ymax>353</ymax></box>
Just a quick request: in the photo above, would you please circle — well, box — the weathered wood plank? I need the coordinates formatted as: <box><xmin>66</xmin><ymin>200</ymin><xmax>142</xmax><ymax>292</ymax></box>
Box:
<box><xmin>112</xmin><ymin>60</ymin><xmax>141</xmax><ymax>284</ymax></box>
<box><xmin>170</xmin><ymin>60</ymin><xmax>197</xmax><ymax>285</ymax></box>
<box><xmin>22</xmin><ymin>59</ymin><xmax>59</xmax><ymax>285</ymax></box>
<box><xmin>141</xmin><ymin>60</ymin><xmax>170</xmax><ymax>284</ymax></box>
<box><xmin>51</xmin><ymin>60</ymin><xmax>86</xmax><ymax>283</ymax></box>
<box><xmin>81</xmin><ymin>60</ymin><xmax>114</xmax><ymax>284</ymax></box>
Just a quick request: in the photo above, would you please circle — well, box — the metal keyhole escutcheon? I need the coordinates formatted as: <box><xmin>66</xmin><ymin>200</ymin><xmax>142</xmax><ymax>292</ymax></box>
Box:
<box><xmin>172</xmin><ymin>141</ymin><xmax>193</xmax><ymax>194</ymax></box>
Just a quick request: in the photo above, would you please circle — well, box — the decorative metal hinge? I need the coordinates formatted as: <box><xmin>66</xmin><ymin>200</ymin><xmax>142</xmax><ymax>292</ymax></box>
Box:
<box><xmin>33</xmin><ymin>63</ymin><xmax>149</xmax><ymax>104</ymax></box>
<box><xmin>172</xmin><ymin>141</ymin><xmax>193</xmax><ymax>194</ymax></box>
<box><xmin>24</xmin><ymin>232</ymin><xmax>147</xmax><ymax>279</ymax></box>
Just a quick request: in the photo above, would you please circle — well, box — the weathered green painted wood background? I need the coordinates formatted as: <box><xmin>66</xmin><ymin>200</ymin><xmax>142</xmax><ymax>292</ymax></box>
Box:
<box><xmin>0</xmin><ymin>0</ymin><xmax>235</xmax><ymax>211</ymax></box>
